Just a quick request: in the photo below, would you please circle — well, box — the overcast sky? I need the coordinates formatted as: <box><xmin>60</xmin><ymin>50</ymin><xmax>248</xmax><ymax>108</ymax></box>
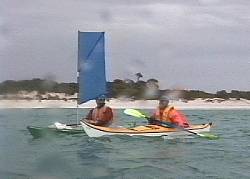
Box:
<box><xmin>0</xmin><ymin>0</ymin><xmax>250</xmax><ymax>92</ymax></box>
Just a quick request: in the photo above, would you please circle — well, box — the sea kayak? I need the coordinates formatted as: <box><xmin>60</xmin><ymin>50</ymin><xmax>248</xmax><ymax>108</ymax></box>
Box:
<box><xmin>80</xmin><ymin>121</ymin><xmax>212</xmax><ymax>138</ymax></box>
<box><xmin>27</xmin><ymin>122</ymin><xmax>84</xmax><ymax>138</ymax></box>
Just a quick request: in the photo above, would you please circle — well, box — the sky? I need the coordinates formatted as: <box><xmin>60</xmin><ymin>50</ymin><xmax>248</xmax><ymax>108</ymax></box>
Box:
<box><xmin>0</xmin><ymin>0</ymin><xmax>250</xmax><ymax>92</ymax></box>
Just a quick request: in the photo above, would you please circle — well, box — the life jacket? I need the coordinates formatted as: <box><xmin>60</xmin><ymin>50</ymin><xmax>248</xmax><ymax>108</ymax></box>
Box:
<box><xmin>154</xmin><ymin>106</ymin><xmax>190</xmax><ymax>128</ymax></box>
<box><xmin>154</xmin><ymin>106</ymin><xmax>174</xmax><ymax>123</ymax></box>
<box><xmin>169</xmin><ymin>109</ymin><xmax>190</xmax><ymax>128</ymax></box>
<box><xmin>91</xmin><ymin>106</ymin><xmax>113</xmax><ymax>126</ymax></box>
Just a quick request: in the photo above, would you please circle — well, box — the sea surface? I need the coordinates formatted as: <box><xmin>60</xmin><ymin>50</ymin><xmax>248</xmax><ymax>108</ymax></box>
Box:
<box><xmin>0</xmin><ymin>109</ymin><xmax>250</xmax><ymax>179</ymax></box>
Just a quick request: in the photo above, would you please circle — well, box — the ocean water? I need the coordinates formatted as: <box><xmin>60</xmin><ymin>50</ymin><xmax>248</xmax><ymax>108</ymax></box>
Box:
<box><xmin>0</xmin><ymin>109</ymin><xmax>250</xmax><ymax>179</ymax></box>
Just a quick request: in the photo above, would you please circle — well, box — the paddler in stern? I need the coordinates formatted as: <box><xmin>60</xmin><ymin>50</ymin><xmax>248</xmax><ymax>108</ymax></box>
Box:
<box><xmin>149</xmin><ymin>96</ymin><xmax>190</xmax><ymax>128</ymax></box>
<box><xmin>82</xmin><ymin>95</ymin><xmax>113</xmax><ymax>127</ymax></box>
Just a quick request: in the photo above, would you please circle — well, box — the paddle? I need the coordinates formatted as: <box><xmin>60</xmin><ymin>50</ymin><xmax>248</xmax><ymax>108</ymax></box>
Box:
<box><xmin>124</xmin><ymin>109</ymin><xmax>219</xmax><ymax>139</ymax></box>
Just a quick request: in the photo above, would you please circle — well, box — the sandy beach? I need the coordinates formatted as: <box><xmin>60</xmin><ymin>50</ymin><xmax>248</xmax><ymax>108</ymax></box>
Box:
<box><xmin>0</xmin><ymin>98</ymin><xmax>250</xmax><ymax>109</ymax></box>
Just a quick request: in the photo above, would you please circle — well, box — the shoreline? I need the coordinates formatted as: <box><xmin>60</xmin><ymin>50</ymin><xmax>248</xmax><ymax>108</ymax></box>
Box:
<box><xmin>1</xmin><ymin>99</ymin><xmax>250</xmax><ymax>109</ymax></box>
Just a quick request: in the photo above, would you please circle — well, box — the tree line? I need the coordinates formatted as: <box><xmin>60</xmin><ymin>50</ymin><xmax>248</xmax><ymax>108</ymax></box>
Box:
<box><xmin>0</xmin><ymin>79</ymin><xmax>77</xmax><ymax>95</ymax></box>
<box><xmin>0</xmin><ymin>78</ymin><xmax>250</xmax><ymax>100</ymax></box>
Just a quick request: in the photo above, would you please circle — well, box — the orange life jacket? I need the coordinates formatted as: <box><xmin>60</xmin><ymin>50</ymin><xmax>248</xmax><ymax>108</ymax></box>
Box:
<box><xmin>92</xmin><ymin>106</ymin><xmax>107</xmax><ymax>120</ymax></box>
<box><xmin>91</xmin><ymin>106</ymin><xmax>113</xmax><ymax>126</ymax></box>
<box><xmin>154</xmin><ymin>106</ymin><xmax>190</xmax><ymax>128</ymax></box>
<box><xmin>154</xmin><ymin>106</ymin><xmax>174</xmax><ymax>123</ymax></box>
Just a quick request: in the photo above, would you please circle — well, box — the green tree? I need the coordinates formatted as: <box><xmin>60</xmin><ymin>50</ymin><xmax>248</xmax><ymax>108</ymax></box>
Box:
<box><xmin>135</xmin><ymin>73</ymin><xmax>143</xmax><ymax>82</ymax></box>
<box><xmin>216</xmin><ymin>90</ymin><xmax>229</xmax><ymax>99</ymax></box>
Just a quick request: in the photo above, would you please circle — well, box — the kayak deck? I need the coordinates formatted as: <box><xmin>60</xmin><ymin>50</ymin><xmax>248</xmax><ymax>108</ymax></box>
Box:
<box><xmin>81</xmin><ymin>121</ymin><xmax>212</xmax><ymax>137</ymax></box>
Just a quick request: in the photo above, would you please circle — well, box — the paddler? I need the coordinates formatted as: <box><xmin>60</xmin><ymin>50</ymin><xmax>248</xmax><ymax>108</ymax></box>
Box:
<box><xmin>82</xmin><ymin>95</ymin><xmax>113</xmax><ymax>127</ymax></box>
<box><xmin>149</xmin><ymin>96</ymin><xmax>190</xmax><ymax>128</ymax></box>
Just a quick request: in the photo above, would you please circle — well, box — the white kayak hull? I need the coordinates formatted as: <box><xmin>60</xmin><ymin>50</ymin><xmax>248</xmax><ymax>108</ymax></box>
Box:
<box><xmin>80</xmin><ymin>121</ymin><xmax>212</xmax><ymax>138</ymax></box>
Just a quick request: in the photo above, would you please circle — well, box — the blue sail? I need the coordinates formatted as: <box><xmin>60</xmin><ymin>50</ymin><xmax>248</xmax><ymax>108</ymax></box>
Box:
<box><xmin>78</xmin><ymin>31</ymin><xmax>107</xmax><ymax>104</ymax></box>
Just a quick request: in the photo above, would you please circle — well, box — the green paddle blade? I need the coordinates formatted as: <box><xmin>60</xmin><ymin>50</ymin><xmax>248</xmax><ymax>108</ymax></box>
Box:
<box><xmin>124</xmin><ymin>109</ymin><xmax>148</xmax><ymax>119</ymax></box>
<box><xmin>198</xmin><ymin>132</ymin><xmax>219</xmax><ymax>140</ymax></box>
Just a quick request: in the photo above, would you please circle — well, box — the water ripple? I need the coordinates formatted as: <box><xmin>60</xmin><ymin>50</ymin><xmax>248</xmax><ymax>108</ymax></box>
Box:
<box><xmin>1</xmin><ymin>109</ymin><xmax>250</xmax><ymax>178</ymax></box>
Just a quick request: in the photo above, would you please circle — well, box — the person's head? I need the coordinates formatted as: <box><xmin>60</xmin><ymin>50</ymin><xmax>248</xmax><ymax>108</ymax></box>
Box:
<box><xmin>159</xmin><ymin>96</ymin><xmax>169</xmax><ymax>109</ymax></box>
<box><xmin>95</xmin><ymin>95</ymin><xmax>106</xmax><ymax>108</ymax></box>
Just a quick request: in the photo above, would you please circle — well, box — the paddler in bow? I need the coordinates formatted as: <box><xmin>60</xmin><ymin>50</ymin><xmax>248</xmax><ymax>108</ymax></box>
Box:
<box><xmin>82</xmin><ymin>95</ymin><xmax>113</xmax><ymax>127</ymax></box>
<box><xmin>149</xmin><ymin>97</ymin><xmax>190</xmax><ymax>128</ymax></box>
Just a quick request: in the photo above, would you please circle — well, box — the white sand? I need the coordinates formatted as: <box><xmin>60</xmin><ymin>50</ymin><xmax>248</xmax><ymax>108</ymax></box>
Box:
<box><xmin>0</xmin><ymin>98</ymin><xmax>250</xmax><ymax>109</ymax></box>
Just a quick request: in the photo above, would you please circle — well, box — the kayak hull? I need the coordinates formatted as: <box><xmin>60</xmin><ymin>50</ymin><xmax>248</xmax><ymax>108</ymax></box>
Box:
<box><xmin>27</xmin><ymin>123</ymin><xmax>84</xmax><ymax>138</ymax></box>
<box><xmin>80</xmin><ymin>121</ymin><xmax>212</xmax><ymax>138</ymax></box>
